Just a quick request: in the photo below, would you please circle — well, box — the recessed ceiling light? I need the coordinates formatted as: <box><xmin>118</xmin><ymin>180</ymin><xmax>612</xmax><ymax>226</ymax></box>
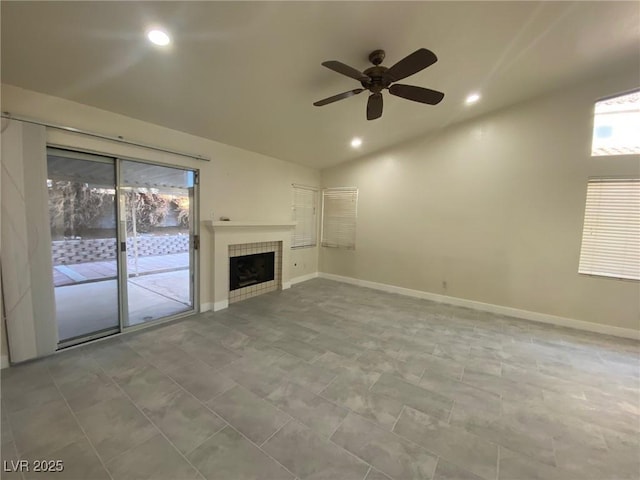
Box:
<box><xmin>351</xmin><ymin>137</ymin><xmax>362</xmax><ymax>148</ymax></box>
<box><xmin>465</xmin><ymin>93</ymin><xmax>481</xmax><ymax>105</ymax></box>
<box><xmin>147</xmin><ymin>29</ymin><xmax>171</xmax><ymax>46</ymax></box>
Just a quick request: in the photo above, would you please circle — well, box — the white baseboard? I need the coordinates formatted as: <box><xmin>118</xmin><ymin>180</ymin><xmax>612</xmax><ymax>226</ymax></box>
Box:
<box><xmin>200</xmin><ymin>303</ymin><xmax>212</xmax><ymax>313</ymax></box>
<box><xmin>290</xmin><ymin>272</ymin><xmax>319</xmax><ymax>285</ymax></box>
<box><xmin>282</xmin><ymin>282</ymin><xmax>291</xmax><ymax>290</ymax></box>
<box><xmin>1</xmin><ymin>355</ymin><xmax>9</xmax><ymax>369</ymax></box>
<box><xmin>318</xmin><ymin>273</ymin><xmax>640</xmax><ymax>340</ymax></box>
<box><xmin>213</xmin><ymin>300</ymin><xmax>229</xmax><ymax>312</ymax></box>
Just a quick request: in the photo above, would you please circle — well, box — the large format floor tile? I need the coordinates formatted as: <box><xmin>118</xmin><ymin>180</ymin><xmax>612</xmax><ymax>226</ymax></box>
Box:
<box><xmin>75</xmin><ymin>396</ymin><xmax>158</xmax><ymax>462</ymax></box>
<box><xmin>1</xmin><ymin>278</ymin><xmax>638</xmax><ymax>479</ymax></box>
<box><xmin>143</xmin><ymin>389</ymin><xmax>226</xmax><ymax>455</ymax></box>
<box><xmin>188</xmin><ymin>426</ymin><xmax>293</xmax><ymax>480</ymax></box>
<box><xmin>320</xmin><ymin>376</ymin><xmax>404</xmax><ymax>429</ymax></box>
<box><xmin>393</xmin><ymin>406</ymin><xmax>497</xmax><ymax>480</ymax></box>
<box><xmin>370</xmin><ymin>372</ymin><xmax>453</xmax><ymax>420</ymax></box>
<box><xmin>449</xmin><ymin>402</ymin><xmax>558</xmax><ymax>466</ymax></box>
<box><xmin>106</xmin><ymin>434</ymin><xmax>200</xmax><ymax>480</ymax></box>
<box><xmin>267</xmin><ymin>380</ymin><xmax>348</xmax><ymax>437</ymax></box>
<box><xmin>113</xmin><ymin>364</ymin><xmax>182</xmax><ymax>410</ymax></box>
<box><xmin>58</xmin><ymin>370</ymin><xmax>123</xmax><ymax>412</ymax></box>
<box><xmin>165</xmin><ymin>359</ymin><xmax>236</xmax><ymax>402</ymax></box>
<box><xmin>433</xmin><ymin>459</ymin><xmax>484</xmax><ymax>480</ymax></box>
<box><xmin>23</xmin><ymin>439</ymin><xmax>110</xmax><ymax>480</ymax></box>
<box><xmin>262</xmin><ymin>420</ymin><xmax>369</xmax><ymax>480</ymax></box>
<box><xmin>207</xmin><ymin>384</ymin><xmax>291</xmax><ymax>445</ymax></box>
<box><xmin>8</xmin><ymin>399</ymin><xmax>85</xmax><ymax>459</ymax></box>
<box><xmin>331</xmin><ymin>412</ymin><xmax>438</xmax><ymax>480</ymax></box>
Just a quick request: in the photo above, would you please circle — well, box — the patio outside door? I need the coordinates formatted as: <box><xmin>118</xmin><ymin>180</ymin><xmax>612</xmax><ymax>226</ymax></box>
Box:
<box><xmin>47</xmin><ymin>149</ymin><xmax>198</xmax><ymax>347</ymax></box>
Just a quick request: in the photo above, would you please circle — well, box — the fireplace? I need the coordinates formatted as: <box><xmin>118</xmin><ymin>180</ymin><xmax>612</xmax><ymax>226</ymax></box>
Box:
<box><xmin>207</xmin><ymin>221</ymin><xmax>295</xmax><ymax>311</ymax></box>
<box><xmin>228</xmin><ymin>241</ymin><xmax>282</xmax><ymax>304</ymax></box>
<box><xmin>230</xmin><ymin>252</ymin><xmax>275</xmax><ymax>291</ymax></box>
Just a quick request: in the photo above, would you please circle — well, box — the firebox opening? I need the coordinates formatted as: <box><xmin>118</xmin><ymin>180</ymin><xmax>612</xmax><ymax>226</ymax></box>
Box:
<box><xmin>229</xmin><ymin>252</ymin><xmax>275</xmax><ymax>291</ymax></box>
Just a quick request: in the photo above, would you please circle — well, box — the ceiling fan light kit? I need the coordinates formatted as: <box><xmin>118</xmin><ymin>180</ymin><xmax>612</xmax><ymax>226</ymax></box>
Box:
<box><xmin>314</xmin><ymin>48</ymin><xmax>445</xmax><ymax>120</ymax></box>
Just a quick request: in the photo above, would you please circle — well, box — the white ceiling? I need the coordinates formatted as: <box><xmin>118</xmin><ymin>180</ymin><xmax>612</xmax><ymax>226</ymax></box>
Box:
<box><xmin>2</xmin><ymin>1</ymin><xmax>639</xmax><ymax>169</ymax></box>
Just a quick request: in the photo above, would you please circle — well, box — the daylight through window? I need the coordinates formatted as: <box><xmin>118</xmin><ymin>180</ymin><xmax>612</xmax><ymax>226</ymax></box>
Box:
<box><xmin>591</xmin><ymin>89</ymin><xmax>640</xmax><ymax>156</ymax></box>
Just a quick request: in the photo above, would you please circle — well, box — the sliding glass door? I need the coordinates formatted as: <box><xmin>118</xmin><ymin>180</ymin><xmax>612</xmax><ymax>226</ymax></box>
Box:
<box><xmin>47</xmin><ymin>149</ymin><xmax>120</xmax><ymax>344</ymax></box>
<box><xmin>120</xmin><ymin>160</ymin><xmax>195</xmax><ymax>326</ymax></box>
<box><xmin>47</xmin><ymin>149</ymin><xmax>198</xmax><ymax>347</ymax></box>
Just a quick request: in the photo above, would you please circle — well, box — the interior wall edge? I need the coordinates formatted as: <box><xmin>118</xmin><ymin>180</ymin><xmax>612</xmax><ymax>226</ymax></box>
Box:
<box><xmin>318</xmin><ymin>272</ymin><xmax>640</xmax><ymax>341</ymax></box>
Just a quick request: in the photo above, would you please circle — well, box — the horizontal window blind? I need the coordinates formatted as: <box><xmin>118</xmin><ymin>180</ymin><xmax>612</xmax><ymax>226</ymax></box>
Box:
<box><xmin>321</xmin><ymin>187</ymin><xmax>358</xmax><ymax>249</ymax></box>
<box><xmin>292</xmin><ymin>186</ymin><xmax>318</xmax><ymax>248</ymax></box>
<box><xmin>578</xmin><ymin>178</ymin><xmax>640</xmax><ymax>280</ymax></box>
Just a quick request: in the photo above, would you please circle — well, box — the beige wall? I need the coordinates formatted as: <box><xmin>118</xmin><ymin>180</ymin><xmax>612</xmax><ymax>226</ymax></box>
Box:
<box><xmin>1</xmin><ymin>84</ymin><xmax>320</xmax><ymax>317</ymax></box>
<box><xmin>320</xmin><ymin>68</ymin><xmax>640</xmax><ymax>332</ymax></box>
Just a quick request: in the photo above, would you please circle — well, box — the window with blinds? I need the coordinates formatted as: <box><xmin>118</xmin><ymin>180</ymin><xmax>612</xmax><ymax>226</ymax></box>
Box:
<box><xmin>291</xmin><ymin>185</ymin><xmax>318</xmax><ymax>248</ymax></box>
<box><xmin>321</xmin><ymin>187</ymin><xmax>358</xmax><ymax>249</ymax></box>
<box><xmin>578</xmin><ymin>178</ymin><xmax>640</xmax><ymax>280</ymax></box>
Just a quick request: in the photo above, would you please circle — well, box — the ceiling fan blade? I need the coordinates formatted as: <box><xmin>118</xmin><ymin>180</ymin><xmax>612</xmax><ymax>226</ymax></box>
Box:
<box><xmin>389</xmin><ymin>84</ymin><xmax>444</xmax><ymax>105</ymax></box>
<box><xmin>322</xmin><ymin>61</ymin><xmax>370</xmax><ymax>82</ymax></box>
<box><xmin>367</xmin><ymin>93</ymin><xmax>383</xmax><ymax>120</ymax></box>
<box><xmin>387</xmin><ymin>48</ymin><xmax>438</xmax><ymax>82</ymax></box>
<box><xmin>313</xmin><ymin>88</ymin><xmax>364</xmax><ymax>107</ymax></box>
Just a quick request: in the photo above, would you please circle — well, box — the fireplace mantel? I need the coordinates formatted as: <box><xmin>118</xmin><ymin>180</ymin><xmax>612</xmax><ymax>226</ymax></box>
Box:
<box><xmin>206</xmin><ymin>221</ymin><xmax>296</xmax><ymax>311</ymax></box>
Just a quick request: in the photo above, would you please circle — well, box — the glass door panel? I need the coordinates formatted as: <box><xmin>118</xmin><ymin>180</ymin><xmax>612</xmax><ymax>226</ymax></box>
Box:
<box><xmin>120</xmin><ymin>160</ymin><xmax>195</xmax><ymax>326</ymax></box>
<box><xmin>47</xmin><ymin>149</ymin><xmax>120</xmax><ymax>344</ymax></box>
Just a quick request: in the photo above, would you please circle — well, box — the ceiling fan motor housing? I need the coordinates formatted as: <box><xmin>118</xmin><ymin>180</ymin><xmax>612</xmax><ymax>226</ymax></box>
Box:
<box><xmin>362</xmin><ymin>66</ymin><xmax>392</xmax><ymax>93</ymax></box>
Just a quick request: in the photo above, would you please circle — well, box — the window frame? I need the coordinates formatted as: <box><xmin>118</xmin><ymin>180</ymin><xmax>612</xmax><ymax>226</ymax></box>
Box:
<box><xmin>578</xmin><ymin>176</ymin><xmax>640</xmax><ymax>282</ymax></box>
<box><xmin>291</xmin><ymin>184</ymin><xmax>318</xmax><ymax>249</ymax></box>
<box><xmin>320</xmin><ymin>187</ymin><xmax>358</xmax><ymax>249</ymax></box>
<box><xmin>590</xmin><ymin>88</ymin><xmax>640</xmax><ymax>157</ymax></box>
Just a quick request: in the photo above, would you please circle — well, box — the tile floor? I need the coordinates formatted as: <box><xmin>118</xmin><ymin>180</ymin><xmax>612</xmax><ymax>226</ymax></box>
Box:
<box><xmin>1</xmin><ymin>278</ymin><xmax>639</xmax><ymax>480</ymax></box>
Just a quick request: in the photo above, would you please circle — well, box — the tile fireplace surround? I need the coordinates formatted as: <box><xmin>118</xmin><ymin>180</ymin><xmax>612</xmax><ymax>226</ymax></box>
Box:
<box><xmin>206</xmin><ymin>221</ymin><xmax>296</xmax><ymax>311</ymax></box>
<box><xmin>228</xmin><ymin>241</ymin><xmax>282</xmax><ymax>304</ymax></box>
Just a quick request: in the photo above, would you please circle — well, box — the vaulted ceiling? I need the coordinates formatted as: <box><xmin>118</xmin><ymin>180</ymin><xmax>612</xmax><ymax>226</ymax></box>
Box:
<box><xmin>2</xmin><ymin>1</ymin><xmax>639</xmax><ymax>168</ymax></box>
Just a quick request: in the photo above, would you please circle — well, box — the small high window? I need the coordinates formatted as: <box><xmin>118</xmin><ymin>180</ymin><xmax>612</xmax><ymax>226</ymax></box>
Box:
<box><xmin>591</xmin><ymin>89</ymin><xmax>640</xmax><ymax>156</ymax></box>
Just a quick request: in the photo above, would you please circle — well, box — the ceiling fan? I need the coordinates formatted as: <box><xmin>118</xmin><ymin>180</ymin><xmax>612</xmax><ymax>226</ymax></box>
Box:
<box><xmin>313</xmin><ymin>48</ymin><xmax>444</xmax><ymax>120</ymax></box>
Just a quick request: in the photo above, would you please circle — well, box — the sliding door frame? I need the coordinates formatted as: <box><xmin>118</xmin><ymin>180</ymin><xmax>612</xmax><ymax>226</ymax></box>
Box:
<box><xmin>117</xmin><ymin>156</ymin><xmax>200</xmax><ymax>333</ymax></box>
<box><xmin>48</xmin><ymin>147</ymin><xmax>121</xmax><ymax>349</ymax></box>
<box><xmin>115</xmin><ymin>159</ymin><xmax>129</xmax><ymax>333</ymax></box>
<box><xmin>48</xmin><ymin>144</ymin><xmax>200</xmax><ymax>346</ymax></box>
